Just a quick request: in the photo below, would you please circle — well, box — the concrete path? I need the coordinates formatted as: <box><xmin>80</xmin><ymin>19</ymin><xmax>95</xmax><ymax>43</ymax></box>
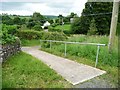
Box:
<box><xmin>22</xmin><ymin>47</ymin><xmax>106</xmax><ymax>85</ymax></box>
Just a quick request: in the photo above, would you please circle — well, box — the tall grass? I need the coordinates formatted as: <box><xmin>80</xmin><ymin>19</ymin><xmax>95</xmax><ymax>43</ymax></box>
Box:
<box><xmin>41</xmin><ymin>35</ymin><xmax>118</xmax><ymax>67</ymax></box>
<box><xmin>2</xmin><ymin>52</ymin><xmax>71</xmax><ymax>88</ymax></box>
<box><xmin>40</xmin><ymin>35</ymin><xmax>118</xmax><ymax>86</ymax></box>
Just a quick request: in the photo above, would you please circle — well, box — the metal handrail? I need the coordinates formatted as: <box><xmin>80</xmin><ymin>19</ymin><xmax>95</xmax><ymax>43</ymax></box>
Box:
<box><xmin>40</xmin><ymin>40</ymin><xmax>106</xmax><ymax>46</ymax></box>
<box><xmin>40</xmin><ymin>40</ymin><xmax>106</xmax><ymax>67</ymax></box>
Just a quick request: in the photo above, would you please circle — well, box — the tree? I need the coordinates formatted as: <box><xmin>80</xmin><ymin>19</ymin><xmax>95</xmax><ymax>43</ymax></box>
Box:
<box><xmin>87</xmin><ymin>18</ymin><xmax>98</xmax><ymax>35</ymax></box>
<box><xmin>71</xmin><ymin>2</ymin><xmax>115</xmax><ymax>35</ymax></box>
<box><xmin>71</xmin><ymin>17</ymin><xmax>89</xmax><ymax>34</ymax></box>
<box><xmin>58</xmin><ymin>14</ymin><xmax>63</xmax><ymax>25</ymax></box>
<box><xmin>33</xmin><ymin>24</ymin><xmax>42</xmax><ymax>31</ymax></box>
<box><xmin>26</xmin><ymin>18</ymin><xmax>35</xmax><ymax>29</ymax></box>
<box><xmin>2</xmin><ymin>14</ymin><xmax>13</xmax><ymax>25</ymax></box>
<box><xmin>32</xmin><ymin>12</ymin><xmax>46</xmax><ymax>24</ymax></box>
<box><xmin>69</xmin><ymin>12</ymin><xmax>77</xmax><ymax>18</ymax></box>
<box><xmin>13</xmin><ymin>16</ymin><xmax>21</xmax><ymax>25</ymax></box>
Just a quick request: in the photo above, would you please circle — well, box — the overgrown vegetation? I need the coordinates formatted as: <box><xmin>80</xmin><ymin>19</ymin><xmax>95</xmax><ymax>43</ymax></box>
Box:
<box><xmin>1</xmin><ymin>24</ymin><xmax>17</xmax><ymax>45</ymax></box>
<box><xmin>40</xmin><ymin>35</ymin><xmax>118</xmax><ymax>86</ymax></box>
<box><xmin>87</xmin><ymin>18</ymin><xmax>98</xmax><ymax>35</ymax></box>
<box><xmin>2</xmin><ymin>52</ymin><xmax>71</xmax><ymax>88</ymax></box>
<box><xmin>41</xmin><ymin>35</ymin><xmax>118</xmax><ymax>67</ymax></box>
<box><xmin>17</xmin><ymin>30</ymin><xmax>67</xmax><ymax>40</ymax></box>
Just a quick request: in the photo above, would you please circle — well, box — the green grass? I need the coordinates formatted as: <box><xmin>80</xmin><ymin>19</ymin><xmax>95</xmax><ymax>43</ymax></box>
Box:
<box><xmin>2</xmin><ymin>52</ymin><xmax>71</xmax><ymax>88</ymax></box>
<box><xmin>21</xmin><ymin>39</ymin><xmax>40</xmax><ymax>46</ymax></box>
<box><xmin>54</xmin><ymin>24</ymin><xmax>71</xmax><ymax>31</ymax></box>
<box><xmin>40</xmin><ymin>35</ymin><xmax>118</xmax><ymax>87</ymax></box>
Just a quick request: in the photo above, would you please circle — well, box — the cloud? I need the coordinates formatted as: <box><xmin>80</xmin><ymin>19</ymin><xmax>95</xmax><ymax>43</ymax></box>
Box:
<box><xmin>70</xmin><ymin>0</ymin><xmax>88</xmax><ymax>16</ymax></box>
<box><xmin>0</xmin><ymin>0</ymin><xmax>87</xmax><ymax>16</ymax></box>
<box><xmin>1</xmin><ymin>2</ymin><xmax>26</xmax><ymax>11</ymax></box>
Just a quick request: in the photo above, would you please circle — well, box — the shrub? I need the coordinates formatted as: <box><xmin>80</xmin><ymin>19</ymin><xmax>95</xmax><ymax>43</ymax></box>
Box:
<box><xmin>17</xmin><ymin>30</ymin><xmax>67</xmax><ymax>41</ymax></box>
<box><xmin>41</xmin><ymin>32</ymin><xmax>67</xmax><ymax>48</ymax></box>
<box><xmin>33</xmin><ymin>24</ymin><xmax>42</xmax><ymax>31</ymax></box>
<box><xmin>41</xmin><ymin>32</ymin><xmax>67</xmax><ymax>40</ymax></box>
<box><xmin>17</xmin><ymin>30</ymin><xmax>43</xmax><ymax>40</ymax></box>
<box><xmin>2</xmin><ymin>24</ymin><xmax>17</xmax><ymax>45</ymax></box>
<box><xmin>51</xmin><ymin>23</ymin><xmax>58</xmax><ymax>27</ymax></box>
<box><xmin>2</xmin><ymin>24</ymin><xmax>17</xmax><ymax>35</ymax></box>
<box><xmin>87</xmin><ymin>18</ymin><xmax>98</xmax><ymax>35</ymax></box>
<box><xmin>48</xmin><ymin>26</ymin><xmax>62</xmax><ymax>32</ymax></box>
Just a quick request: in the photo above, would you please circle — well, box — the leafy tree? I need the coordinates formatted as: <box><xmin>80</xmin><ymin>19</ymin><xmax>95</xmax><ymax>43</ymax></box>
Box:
<box><xmin>69</xmin><ymin>12</ymin><xmax>78</xmax><ymax>18</ymax></box>
<box><xmin>33</xmin><ymin>24</ymin><xmax>42</xmax><ymax>31</ymax></box>
<box><xmin>26</xmin><ymin>18</ymin><xmax>35</xmax><ymax>29</ymax></box>
<box><xmin>2</xmin><ymin>14</ymin><xmax>13</xmax><ymax>25</ymax></box>
<box><xmin>13</xmin><ymin>16</ymin><xmax>21</xmax><ymax>25</ymax></box>
<box><xmin>63</xmin><ymin>17</ymin><xmax>70</xmax><ymax>24</ymax></box>
<box><xmin>32</xmin><ymin>12</ymin><xmax>46</xmax><ymax>24</ymax></box>
<box><xmin>87</xmin><ymin>18</ymin><xmax>98</xmax><ymax>35</ymax></box>
<box><xmin>58</xmin><ymin>14</ymin><xmax>64</xmax><ymax>25</ymax></box>
<box><xmin>71</xmin><ymin>2</ymin><xmax>115</xmax><ymax>35</ymax></box>
<box><xmin>21</xmin><ymin>18</ymin><xmax>27</xmax><ymax>24</ymax></box>
<box><xmin>71</xmin><ymin>16</ymin><xmax>89</xmax><ymax>34</ymax></box>
<box><xmin>2</xmin><ymin>24</ymin><xmax>16</xmax><ymax>44</ymax></box>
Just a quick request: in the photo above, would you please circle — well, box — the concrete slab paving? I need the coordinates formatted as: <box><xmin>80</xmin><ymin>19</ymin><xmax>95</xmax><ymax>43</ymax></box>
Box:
<box><xmin>22</xmin><ymin>47</ymin><xmax>106</xmax><ymax>85</ymax></box>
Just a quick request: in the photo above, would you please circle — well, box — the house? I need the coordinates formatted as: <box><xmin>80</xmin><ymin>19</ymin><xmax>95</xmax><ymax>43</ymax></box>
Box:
<box><xmin>41</xmin><ymin>21</ymin><xmax>50</xmax><ymax>28</ymax></box>
<box><xmin>41</xmin><ymin>21</ymin><xmax>51</xmax><ymax>32</ymax></box>
<box><xmin>70</xmin><ymin>18</ymin><xmax>74</xmax><ymax>23</ymax></box>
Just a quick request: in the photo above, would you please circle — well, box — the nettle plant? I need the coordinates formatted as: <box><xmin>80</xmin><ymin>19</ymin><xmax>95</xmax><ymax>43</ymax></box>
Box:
<box><xmin>2</xmin><ymin>24</ymin><xmax>17</xmax><ymax>45</ymax></box>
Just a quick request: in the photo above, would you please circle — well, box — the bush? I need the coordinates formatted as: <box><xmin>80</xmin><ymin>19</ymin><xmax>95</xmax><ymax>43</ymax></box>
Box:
<box><xmin>41</xmin><ymin>32</ymin><xmax>67</xmax><ymax>40</ymax></box>
<box><xmin>48</xmin><ymin>26</ymin><xmax>62</xmax><ymax>32</ymax></box>
<box><xmin>87</xmin><ymin>18</ymin><xmax>98</xmax><ymax>35</ymax></box>
<box><xmin>17</xmin><ymin>30</ymin><xmax>43</xmax><ymax>40</ymax></box>
<box><xmin>2</xmin><ymin>24</ymin><xmax>17</xmax><ymax>35</ymax></box>
<box><xmin>33</xmin><ymin>25</ymin><xmax>42</xmax><ymax>31</ymax></box>
<box><xmin>17</xmin><ymin>30</ymin><xmax>67</xmax><ymax>41</ymax></box>
<box><xmin>41</xmin><ymin>32</ymin><xmax>67</xmax><ymax>48</ymax></box>
<box><xmin>2</xmin><ymin>24</ymin><xmax>17</xmax><ymax>45</ymax></box>
<box><xmin>51</xmin><ymin>23</ymin><xmax>58</xmax><ymax>27</ymax></box>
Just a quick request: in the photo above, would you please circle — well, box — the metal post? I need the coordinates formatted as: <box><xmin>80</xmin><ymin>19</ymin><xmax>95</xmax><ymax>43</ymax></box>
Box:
<box><xmin>50</xmin><ymin>40</ymin><xmax>52</xmax><ymax>50</ymax></box>
<box><xmin>40</xmin><ymin>40</ymin><xmax>42</xmax><ymax>49</ymax></box>
<box><xmin>65</xmin><ymin>43</ymin><xmax>67</xmax><ymax>57</ymax></box>
<box><xmin>95</xmin><ymin>45</ymin><xmax>100</xmax><ymax>67</ymax></box>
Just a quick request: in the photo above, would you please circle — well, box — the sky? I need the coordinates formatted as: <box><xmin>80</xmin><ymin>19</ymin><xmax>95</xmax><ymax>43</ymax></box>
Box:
<box><xmin>0</xmin><ymin>0</ymin><xmax>88</xmax><ymax>16</ymax></box>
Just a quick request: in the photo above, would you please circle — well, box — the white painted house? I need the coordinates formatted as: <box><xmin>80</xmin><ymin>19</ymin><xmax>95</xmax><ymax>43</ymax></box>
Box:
<box><xmin>44</xmin><ymin>21</ymin><xmax>50</xmax><ymax>27</ymax></box>
<box><xmin>41</xmin><ymin>21</ymin><xmax>51</xmax><ymax>32</ymax></box>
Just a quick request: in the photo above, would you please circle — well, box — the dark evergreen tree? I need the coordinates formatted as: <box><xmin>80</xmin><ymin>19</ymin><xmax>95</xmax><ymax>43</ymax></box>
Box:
<box><xmin>71</xmin><ymin>2</ymin><xmax>117</xmax><ymax>35</ymax></box>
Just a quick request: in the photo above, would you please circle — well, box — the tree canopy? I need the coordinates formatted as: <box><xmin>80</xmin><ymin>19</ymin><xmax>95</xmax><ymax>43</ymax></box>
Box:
<box><xmin>71</xmin><ymin>2</ymin><xmax>120</xmax><ymax>35</ymax></box>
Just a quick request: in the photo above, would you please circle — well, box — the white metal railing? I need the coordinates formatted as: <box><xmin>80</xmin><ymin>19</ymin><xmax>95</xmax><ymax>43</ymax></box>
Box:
<box><xmin>40</xmin><ymin>40</ymin><xmax>106</xmax><ymax>67</ymax></box>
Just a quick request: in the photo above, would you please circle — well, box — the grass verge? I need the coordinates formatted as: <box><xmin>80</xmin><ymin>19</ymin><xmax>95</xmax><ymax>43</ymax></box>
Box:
<box><xmin>2</xmin><ymin>52</ymin><xmax>71</xmax><ymax>88</ymax></box>
<box><xmin>21</xmin><ymin>39</ymin><xmax>40</xmax><ymax>46</ymax></box>
<box><xmin>40</xmin><ymin>35</ymin><xmax>118</xmax><ymax>87</ymax></box>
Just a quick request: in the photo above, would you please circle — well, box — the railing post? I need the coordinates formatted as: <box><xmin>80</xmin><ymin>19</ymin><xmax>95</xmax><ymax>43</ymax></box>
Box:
<box><xmin>50</xmin><ymin>40</ymin><xmax>52</xmax><ymax>50</ymax></box>
<box><xmin>65</xmin><ymin>43</ymin><xmax>67</xmax><ymax>57</ymax></box>
<box><xmin>95</xmin><ymin>45</ymin><xmax>100</xmax><ymax>67</ymax></box>
<box><xmin>40</xmin><ymin>40</ymin><xmax>42</xmax><ymax>49</ymax></box>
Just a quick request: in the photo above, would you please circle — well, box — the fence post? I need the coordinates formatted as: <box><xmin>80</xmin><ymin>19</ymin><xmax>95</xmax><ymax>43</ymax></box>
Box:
<box><xmin>40</xmin><ymin>40</ymin><xmax>42</xmax><ymax>49</ymax></box>
<box><xmin>50</xmin><ymin>40</ymin><xmax>52</xmax><ymax>50</ymax></box>
<box><xmin>65</xmin><ymin>43</ymin><xmax>67</xmax><ymax>57</ymax></box>
<box><xmin>95</xmin><ymin>45</ymin><xmax>100</xmax><ymax>67</ymax></box>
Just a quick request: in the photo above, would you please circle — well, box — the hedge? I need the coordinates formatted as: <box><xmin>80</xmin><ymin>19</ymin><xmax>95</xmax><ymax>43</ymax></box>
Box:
<box><xmin>17</xmin><ymin>30</ymin><xmax>67</xmax><ymax>41</ymax></box>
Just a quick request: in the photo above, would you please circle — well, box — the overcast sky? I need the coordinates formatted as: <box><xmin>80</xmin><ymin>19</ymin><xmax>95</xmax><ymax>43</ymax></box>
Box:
<box><xmin>0</xmin><ymin>0</ymin><xmax>88</xmax><ymax>16</ymax></box>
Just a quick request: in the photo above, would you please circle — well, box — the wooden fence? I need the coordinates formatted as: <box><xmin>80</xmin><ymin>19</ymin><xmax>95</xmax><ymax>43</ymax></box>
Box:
<box><xmin>0</xmin><ymin>41</ymin><xmax>21</xmax><ymax>62</ymax></box>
